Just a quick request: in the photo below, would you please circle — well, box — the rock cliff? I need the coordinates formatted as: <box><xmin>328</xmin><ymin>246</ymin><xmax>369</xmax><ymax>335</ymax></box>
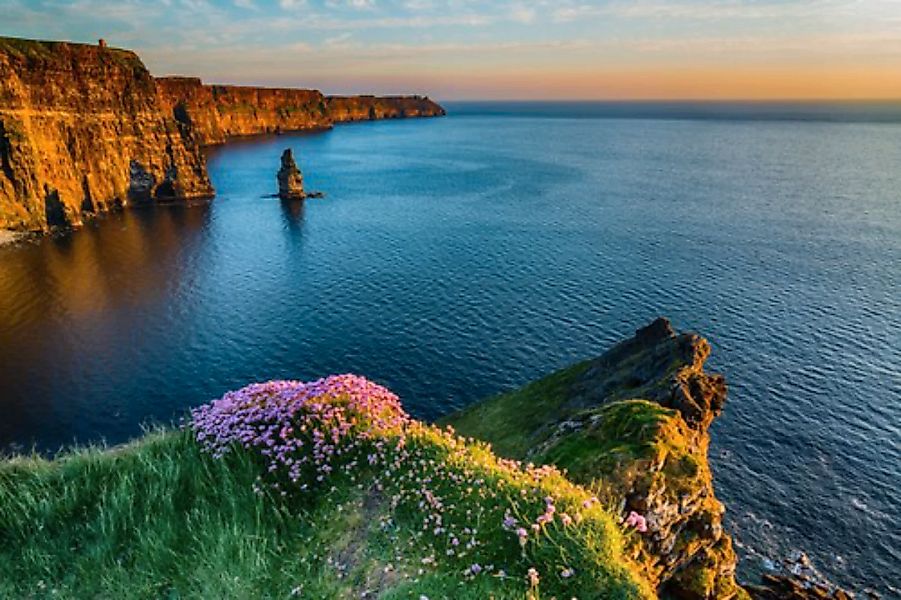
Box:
<box><xmin>0</xmin><ymin>37</ymin><xmax>445</xmax><ymax>232</ymax></box>
<box><xmin>155</xmin><ymin>77</ymin><xmax>329</xmax><ymax>146</ymax></box>
<box><xmin>0</xmin><ymin>37</ymin><xmax>213</xmax><ymax>231</ymax></box>
<box><xmin>446</xmin><ymin>318</ymin><xmax>748</xmax><ymax>600</ymax></box>
<box><xmin>326</xmin><ymin>95</ymin><xmax>447</xmax><ymax>122</ymax></box>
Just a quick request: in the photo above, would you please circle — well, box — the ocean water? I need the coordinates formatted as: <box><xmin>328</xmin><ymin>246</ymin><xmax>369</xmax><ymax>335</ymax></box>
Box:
<box><xmin>1</xmin><ymin>102</ymin><xmax>899</xmax><ymax>594</ymax></box>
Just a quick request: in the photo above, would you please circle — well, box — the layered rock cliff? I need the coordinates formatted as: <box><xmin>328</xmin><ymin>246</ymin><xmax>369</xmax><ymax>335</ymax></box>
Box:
<box><xmin>0</xmin><ymin>37</ymin><xmax>213</xmax><ymax>231</ymax></box>
<box><xmin>446</xmin><ymin>318</ymin><xmax>748</xmax><ymax>600</ymax></box>
<box><xmin>0</xmin><ymin>37</ymin><xmax>445</xmax><ymax>232</ymax></box>
<box><xmin>155</xmin><ymin>77</ymin><xmax>329</xmax><ymax>146</ymax></box>
<box><xmin>155</xmin><ymin>79</ymin><xmax>446</xmax><ymax>145</ymax></box>
<box><xmin>326</xmin><ymin>95</ymin><xmax>447</xmax><ymax>122</ymax></box>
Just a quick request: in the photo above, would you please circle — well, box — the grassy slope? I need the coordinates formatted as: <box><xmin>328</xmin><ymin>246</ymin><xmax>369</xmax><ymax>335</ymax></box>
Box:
<box><xmin>443</xmin><ymin>361</ymin><xmax>592</xmax><ymax>459</ymax></box>
<box><xmin>0</xmin><ymin>423</ymin><xmax>652</xmax><ymax>599</ymax></box>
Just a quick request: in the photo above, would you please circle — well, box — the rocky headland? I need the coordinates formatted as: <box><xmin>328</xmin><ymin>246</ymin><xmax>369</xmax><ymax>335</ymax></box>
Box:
<box><xmin>0</xmin><ymin>37</ymin><xmax>445</xmax><ymax>232</ymax></box>
<box><xmin>0</xmin><ymin>318</ymin><xmax>860</xmax><ymax>598</ymax></box>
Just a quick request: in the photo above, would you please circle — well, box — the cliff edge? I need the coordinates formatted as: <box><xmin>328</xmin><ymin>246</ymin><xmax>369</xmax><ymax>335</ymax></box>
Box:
<box><xmin>0</xmin><ymin>37</ymin><xmax>213</xmax><ymax>231</ymax></box>
<box><xmin>446</xmin><ymin>318</ymin><xmax>747</xmax><ymax>600</ymax></box>
<box><xmin>0</xmin><ymin>37</ymin><xmax>445</xmax><ymax>232</ymax></box>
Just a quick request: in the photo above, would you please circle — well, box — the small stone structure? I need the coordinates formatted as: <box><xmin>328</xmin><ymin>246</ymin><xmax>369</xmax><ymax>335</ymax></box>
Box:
<box><xmin>277</xmin><ymin>149</ymin><xmax>304</xmax><ymax>200</ymax></box>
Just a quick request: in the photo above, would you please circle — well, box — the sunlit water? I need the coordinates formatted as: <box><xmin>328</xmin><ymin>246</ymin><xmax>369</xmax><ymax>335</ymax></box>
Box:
<box><xmin>1</xmin><ymin>103</ymin><xmax>899</xmax><ymax>594</ymax></box>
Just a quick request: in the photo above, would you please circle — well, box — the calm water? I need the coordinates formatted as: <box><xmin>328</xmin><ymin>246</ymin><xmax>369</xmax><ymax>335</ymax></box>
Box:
<box><xmin>1</xmin><ymin>103</ymin><xmax>899</xmax><ymax>594</ymax></box>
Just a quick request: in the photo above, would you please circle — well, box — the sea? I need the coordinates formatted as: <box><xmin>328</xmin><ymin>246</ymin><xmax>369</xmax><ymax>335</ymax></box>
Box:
<box><xmin>1</xmin><ymin>101</ymin><xmax>898</xmax><ymax>595</ymax></box>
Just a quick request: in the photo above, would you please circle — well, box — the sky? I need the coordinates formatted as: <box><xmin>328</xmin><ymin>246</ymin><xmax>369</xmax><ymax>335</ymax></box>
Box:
<box><xmin>3</xmin><ymin>0</ymin><xmax>901</xmax><ymax>99</ymax></box>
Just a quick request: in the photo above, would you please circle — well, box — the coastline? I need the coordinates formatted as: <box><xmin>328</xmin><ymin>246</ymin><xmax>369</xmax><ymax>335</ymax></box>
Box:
<box><xmin>0</xmin><ymin>229</ymin><xmax>27</xmax><ymax>247</ymax></box>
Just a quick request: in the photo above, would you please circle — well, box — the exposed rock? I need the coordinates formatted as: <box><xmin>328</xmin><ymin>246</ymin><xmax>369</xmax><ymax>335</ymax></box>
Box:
<box><xmin>156</xmin><ymin>77</ymin><xmax>328</xmax><ymax>146</ymax></box>
<box><xmin>326</xmin><ymin>95</ymin><xmax>447</xmax><ymax>122</ymax></box>
<box><xmin>0</xmin><ymin>36</ymin><xmax>445</xmax><ymax>232</ymax></box>
<box><xmin>747</xmin><ymin>553</ymin><xmax>859</xmax><ymax>600</ymax></box>
<box><xmin>447</xmin><ymin>318</ymin><xmax>747</xmax><ymax>600</ymax></box>
<box><xmin>277</xmin><ymin>149</ymin><xmax>304</xmax><ymax>200</ymax></box>
<box><xmin>155</xmin><ymin>81</ymin><xmax>446</xmax><ymax>146</ymax></box>
<box><xmin>0</xmin><ymin>36</ymin><xmax>213</xmax><ymax>231</ymax></box>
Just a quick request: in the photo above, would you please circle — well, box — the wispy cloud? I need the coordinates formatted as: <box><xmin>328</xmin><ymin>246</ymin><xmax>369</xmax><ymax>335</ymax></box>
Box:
<box><xmin>1</xmin><ymin>0</ymin><xmax>899</xmax><ymax>98</ymax></box>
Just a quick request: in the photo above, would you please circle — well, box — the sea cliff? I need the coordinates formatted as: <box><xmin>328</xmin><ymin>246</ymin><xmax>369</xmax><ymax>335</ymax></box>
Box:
<box><xmin>0</xmin><ymin>37</ymin><xmax>445</xmax><ymax>232</ymax></box>
<box><xmin>446</xmin><ymin>318</ymin><xmax>746</xmax><ymax>599</ymax></box>
<box><xmin>1</xmin><ymin>319</ymin><xmax>767</xmax><ymax>599</ymax></box>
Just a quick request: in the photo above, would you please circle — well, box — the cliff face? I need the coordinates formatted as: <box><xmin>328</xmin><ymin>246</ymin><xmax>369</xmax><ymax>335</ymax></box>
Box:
<box><xmin>326</xmin><ymin>95</ymin><xmax>447</xmax><ymax>122</ymax></box>
<box><xmin>156</xmin><ymin>80</ymin><xmax>446</xmax><ymax>146</ymax></box>
<box><xmin>0</xmin><ymin>37</ymin><xmax>445</xmax><ymax>232</ymax></box>
<box><xmin>0</xmin><ymin>38</ymin><xmax>213</xmax><ymax>231</ymax></box>
<box><xmin>156</xmin><ymin>77</ymin><xmax>329</xmax><ymax>146</ymax></box>
<box><xmin>446</xmin><ymin>318</ymin><xmax>747</xmax><ymax>600</ymax></box>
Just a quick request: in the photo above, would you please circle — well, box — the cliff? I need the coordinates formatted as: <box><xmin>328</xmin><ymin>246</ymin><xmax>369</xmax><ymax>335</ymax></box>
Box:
<box><xmin>326</xmin><ymin>95</ymin><xmax>447</xmax><ymax>122</ymax></box>
<box><xmin>0</xmin><ymin>37</ymin><xmax>445</xmax><ymax>232</ymax></box>
<box><xmin>155</xmin><ymin>77</ymin><xmax>329</xmax><ymax>146</ymax></box>
<box><xmin>155</xmin><ymin>79</ymin><xmax>446</xmax><ymax>145</ymax></box>
<box><xmin>446</xmin><ymin>318</ymin><xmax>748</xmax><ymax>600</ymax></box>
<box><xmin>0</xmin><ymin>37</ymin><xmax>212</xmax><ymax>231</ymax></box>
<box><xmin>0</xmin><ymin>320</ymin><xmax>846</xmax><ymax>598</ymax></box>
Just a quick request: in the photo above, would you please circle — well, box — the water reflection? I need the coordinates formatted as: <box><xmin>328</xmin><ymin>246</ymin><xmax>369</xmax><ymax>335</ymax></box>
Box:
<box><xmin>0</xmin><ymin>204</ymin><xmax>210</xmax><ymax>451</ymax></box>
<box><xmin>280</xmin><ymin>198</ymin><xmax>306</xmax><ymax>233</ymax></box>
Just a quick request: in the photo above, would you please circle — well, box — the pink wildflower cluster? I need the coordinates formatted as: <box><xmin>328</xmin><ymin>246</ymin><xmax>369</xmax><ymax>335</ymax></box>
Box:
<box><xmin>190</xmin><ymin>375</ymin><xmax>409</xmax><ymax>494</ymax></box>
<box><xmin>189</xmin><ymin>375</ymin><xmax>632</xmax><ymax>595</ymax></box>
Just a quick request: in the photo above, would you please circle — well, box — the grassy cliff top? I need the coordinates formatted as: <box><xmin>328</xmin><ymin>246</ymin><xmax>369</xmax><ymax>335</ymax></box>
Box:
<box><xmin>1</xmin><ymin>376</ymin><xmax>652</xmax><ymax>599</ymax></box>
<box><xmin>0</xmin><ymin>36</ymin><xmax>144</xmax><ymax>70</ymax></box>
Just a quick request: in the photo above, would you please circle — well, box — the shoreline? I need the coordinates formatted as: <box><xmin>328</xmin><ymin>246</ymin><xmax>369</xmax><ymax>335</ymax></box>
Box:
<box><xmin>0</xmin><ymin>229</ymin><xmax>27</xmax><ymax>247</ymax></box>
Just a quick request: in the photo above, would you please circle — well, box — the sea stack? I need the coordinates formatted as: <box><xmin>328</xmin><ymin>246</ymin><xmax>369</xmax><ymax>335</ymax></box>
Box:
<box><xmin>277</xmin><ymin>149</ymin><xmax>304</xmax><ymax>200</ymax></box>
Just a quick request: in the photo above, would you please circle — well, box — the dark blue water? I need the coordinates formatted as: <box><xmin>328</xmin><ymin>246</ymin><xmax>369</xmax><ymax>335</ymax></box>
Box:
<box><xmin>1</xmin><ymin>103</ymin><xmax>899</xmax><ymax>594</ymax></box>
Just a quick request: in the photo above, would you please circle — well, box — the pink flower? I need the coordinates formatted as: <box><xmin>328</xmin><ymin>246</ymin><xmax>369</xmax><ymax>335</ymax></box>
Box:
<box><xmin>527</xmin><ymin>567</ymin><xmax>540</xmax><ymax>587</ymax></box>
<box><xmin>626</xmin><ymin>511</ymin><xmax>648</xmax><ymax>533</ymax></box>
<box><xmin>560</xmin><ymin>567</ymin><xmax>575</xmax><ymax>579</ymax></box>
<box><xmin>516</xmin><ymin>527</ymin><xmax>529</xmax><ymax>545</ymax></box>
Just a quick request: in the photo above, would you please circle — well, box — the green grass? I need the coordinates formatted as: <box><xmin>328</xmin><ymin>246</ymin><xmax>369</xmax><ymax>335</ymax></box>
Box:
<box><xmin>441</xmin><ymin>361</ymin><xmax>591</xmax><ymax>458</ymax></box>
<box><xmin>0</xmin><ymin>422</ymin><xmax>652</xmax><ymax>599</ymax></box>
<box><xmin>0</xmin><ymin>36</ymin><xmax>144</xmax><ymax>71</ymax></box>
<box><xmin>0</xmin><ymin>430</ymin><xmax>325</xmax><ymax>598</ymax></box>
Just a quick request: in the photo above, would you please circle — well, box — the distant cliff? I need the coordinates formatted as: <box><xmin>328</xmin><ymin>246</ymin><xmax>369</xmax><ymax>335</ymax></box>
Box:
<box><xmin>0</xmin><ymin>37</ymin><xmax>445</xmax><ymax>232</ymax></box>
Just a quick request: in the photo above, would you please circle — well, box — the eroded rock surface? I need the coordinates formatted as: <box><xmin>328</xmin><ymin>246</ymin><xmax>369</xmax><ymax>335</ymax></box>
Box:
<box><xmin>277</xmin><ymin>149</ymin><xmax>304</xmax><ymax>200</ymax></box>
<box><xmin>0</xmin><ymin>36</ymin><xmax>445</xmax><ymax>232</ymax></box>
<box><xmin>447</xmin><ymin>318</ymin><xmax>747</xmax><ymax>599</ymax></box>
<box><xmin>0</xmin><ymin>37</ymin><xmax>213</xmax><ymax>231</ymax></box>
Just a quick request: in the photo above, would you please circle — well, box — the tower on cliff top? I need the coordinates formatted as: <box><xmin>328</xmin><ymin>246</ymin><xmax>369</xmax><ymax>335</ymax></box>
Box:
<box><xmin>98</xmin><ymin>39</ymin><xmax>107</xmax><ymax>49</ymax></box>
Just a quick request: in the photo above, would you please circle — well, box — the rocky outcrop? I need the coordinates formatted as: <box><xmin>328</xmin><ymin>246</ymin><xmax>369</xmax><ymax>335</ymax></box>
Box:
<box><xmin>0</xmin><ymin>37</ymin><xmax>213</xmax><ymax>231</ymax></box>
<box><xmin>0</xmin><ymin>36</ymin><xmax>445</xmax><ymax>232</ymax></box>
<box><xmin>447</xmin><ymin>318</ymin><xmax>747</xmax><ymax>600</ymax></box>
<box><xmin>277</xmin><ymin>149</ymin><xmax>304</xmax><ymax>200</ymax></box>
<box><xmin>155</xmin><ymin>80</ymin><xmax>445</xmax><ymax>145</ymax></box>
<box><xmin>747</xmin><ymin>553</ymin><xmax>858</xmax><ymax>600</ymax></box>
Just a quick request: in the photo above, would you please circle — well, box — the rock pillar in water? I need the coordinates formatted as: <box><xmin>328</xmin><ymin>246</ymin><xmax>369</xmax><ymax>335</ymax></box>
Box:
<box><xmin>277</xmin><ymin>149</ymin><xmax>304</xmax><ymax>200</ymax></box>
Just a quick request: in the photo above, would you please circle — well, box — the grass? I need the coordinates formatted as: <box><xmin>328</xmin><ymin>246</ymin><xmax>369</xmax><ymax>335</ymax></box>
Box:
<box><xmin>441</xmin><ymin>361</ymin><xmax>592</xmax><ymax>458</ymax></box>
<box><xmin>0</xmin><ymin>377</ymin><xmax>654</xmax><ymax>599</ymax></box>
<box><xmin>0</xmin><ymin>36</ymin><xmax>144</xmax><ymax>71</ymax></box>
<box><xmin>0</xmin><ymin>430</ymin><xmax>326</xmax><ymax>598</ymax></box>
